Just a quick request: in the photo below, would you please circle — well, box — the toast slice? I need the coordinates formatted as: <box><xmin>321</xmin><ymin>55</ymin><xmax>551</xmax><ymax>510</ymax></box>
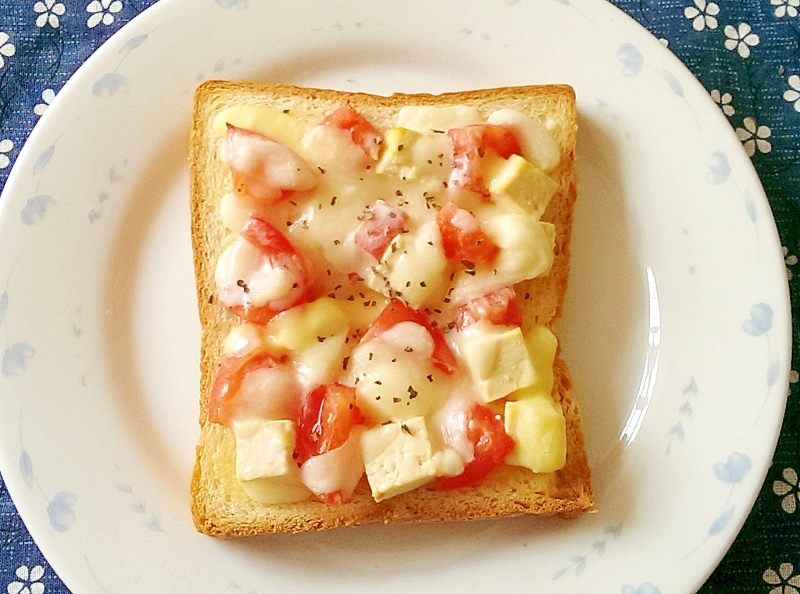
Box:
<box><xmin>189</xmin><ymin>81</ymin><xmax>593</xmax><ymax>536</ymax></box>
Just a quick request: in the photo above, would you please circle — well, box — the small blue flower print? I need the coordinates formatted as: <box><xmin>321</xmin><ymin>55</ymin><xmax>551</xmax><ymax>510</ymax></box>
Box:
<box><xmin>667</xmin><ymin>378</ymin><xmax>698</xmax><ymax>453</ymax></box>
<box><xmin>714</xmin><ymin>452</ymin><xmax>751</xmax><ymax>483</ymax></box>
<box><xmin>767</xmin><ymin>352</ymin><xmax>781</xmax><ymax>387</ymax></box>
<box><xmin>47</xmin><ymin>491</ymin><xmax>77</xmax><ymax>531</ymax></box>
<box><xmin>92</xmin><ymin>73</ymin><xmax>127</xmax><ymax>98</ymax></box>
<box><xmin>706</xmin><ymin>151</ymin><xmax>731</xmax><ymax>184</ymax></box>
<box><xmin>742</xmin><ymin>303</ymin><xmax>773</xmax><ymax>336</ymax></box>
<box><xmin>553</xmin><ymin>522</ymin><xmax>622</xmax><ymax>579</ymax></box>
<box><xmin>114</xmin><ymin>480</ymin><xmax>163</xmax><ymax>531</ymax></box>
<box><xmin>744</xmin><ymin>191</ymin><xmax>758</xmax><ymax>223</ymax></box>
<box><xmin>617</xmin><ymin>44</ymin><xmax>643</xmax><ymax>76</ymax></box>
<box><xmin>21</xmin><ymin>195</ymin><xmax>54</xmax><ymax>224</ymax></box>
<box><xmin>2</xmin><ymin>342</ymin><xmax>35</xmax><ymax>376</ymax></box>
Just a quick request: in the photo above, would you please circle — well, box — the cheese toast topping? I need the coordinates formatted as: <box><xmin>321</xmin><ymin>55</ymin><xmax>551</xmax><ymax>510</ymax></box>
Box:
<box><xmin>208</xmin><ymin>102</ymin><xmax>567</xmax><ymax>504</ymax></box>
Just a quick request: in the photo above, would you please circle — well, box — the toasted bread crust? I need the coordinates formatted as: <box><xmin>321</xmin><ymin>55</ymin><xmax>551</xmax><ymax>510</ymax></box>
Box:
<box><xmin>190</xmin><ymin>81</ymin><xmax>592</xmax><ymax>536</ymax></box>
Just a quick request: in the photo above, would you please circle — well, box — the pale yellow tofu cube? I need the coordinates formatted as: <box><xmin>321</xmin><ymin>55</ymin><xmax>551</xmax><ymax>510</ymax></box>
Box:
<box><xmin>239</xmin><ymin>472</ymin><xmax>312</xmax><ymax>505</ymax></box>
<box><xmin>487</xmin><ymin>154</ymin><xmax>558</xmax><ymax>219</ymax></box>
<box><xmin>507</xmin><ymin>325</ymin><xmax>558</xmax><ymax>401</ymax></box>
<box><xmin>233</xmin><ymin>419</ymin><xmax>297</xmax><ymax>481</ymax></box>
<box><xmin>361</xmin><ymin>417</ymin><xmax>446</xmax><ymax>501</ymax></box>
<box><xmin>456</xmin><ymin>321</ymin><xmax>536</xmax><ymax>403</ymax></box>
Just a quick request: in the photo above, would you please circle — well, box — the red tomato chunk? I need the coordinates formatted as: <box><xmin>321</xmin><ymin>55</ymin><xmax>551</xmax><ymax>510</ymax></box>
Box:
<box><xmin>456</xmin><ymin>286</ymin><xmax>523</xmax><ymax>330</ymax></box>
<box><xmin>435</xmin><ymin>404</ymin><xmax>515</xmax><ymax>491</ymax></box>
<box><xmin>447</xmin><ymin>124</ymin><xmax>522</xmax><ymax>195</ymax></box>
<box><xmin>435</xmin><ymin>201</ymin><xmax>499</xmax><ymax>265</ymax></box>
<box><xmin>208</xmin><ymin>350</ymin><xmax>283</xmax><ymax>427</ymax></box>
<box><xmin>228</xmin><ymin>216</ymin><xmax>310</xmax><ymax>323</ymax></box>
<box><xmin>295</xmin><ymin>384</ymin><xmax>366</xmax><ymax>464</ymax></box>
<box><xmin>322</xmin><ymin>105</ymin><xmax>382</xmax><ymax>160</ymax></box>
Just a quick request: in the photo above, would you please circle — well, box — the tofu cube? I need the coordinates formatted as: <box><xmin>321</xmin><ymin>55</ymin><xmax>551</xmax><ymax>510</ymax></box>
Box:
<box><xmin>487</xmin><ymin>154</ymin><xmax>558</xmax><ymax>219</ymax></box>
<box><xmin>360</xmin><ymin>417</ymin><xmax>441</xmax><ymax>501</ymax></box>
<box><xmin>233</xmin><ymin>419</ymin><xmax>296</xmax><ymax>481</ymax></box>
<box><xmin>507</xmin><ymin>324</ymin><xmax>558</xmax><ymax>401</ymax></box>
<box><xmin>457</xmin><ymin>321</ymin><xmax>536</xmax><ymax>402</ymax></box>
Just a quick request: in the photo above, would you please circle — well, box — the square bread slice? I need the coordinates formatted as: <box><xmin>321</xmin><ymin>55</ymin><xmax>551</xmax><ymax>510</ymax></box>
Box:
<box><xmin>189</xmin><ymin>81</ymin><xmax>593</xmax><ymax>536</ymax></box>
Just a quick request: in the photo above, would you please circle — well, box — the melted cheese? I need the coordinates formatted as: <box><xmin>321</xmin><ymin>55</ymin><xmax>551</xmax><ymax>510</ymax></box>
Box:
<box><xmin>349</xmin><ymin>323</ymin><xmax>453</xmax><ymax>423</ymax></box>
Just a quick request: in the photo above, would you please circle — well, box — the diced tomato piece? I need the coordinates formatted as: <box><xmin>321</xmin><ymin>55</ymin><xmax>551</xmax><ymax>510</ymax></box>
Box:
<box><xmin>362</xmin><ymin>300</ymin><xmax>458</xmax><ymax>373</ymax></box>
<box><xmin>449</xmin><ymin>124</ymin><xmax>522</xmax><ymax>160</ymax></box>
<box><xmin>435</xmin><ymin>404</ymin><xmax>515</xmax><ymax>491</ymax></box>
<box><xmin>447</xmin><ymin>124</ymin><xmax>522</xmax><ymax>195</ymax></box>
<box><xmin>456</xmin><ymin>286</ymin><xmax>523</xmax><ymax>330</ymax></box>
<box><xmin>208</xmin><ymin>350</ymin><xmax>281</xmax><ymax>426</ymax></box>
<box><xmin>353</xmin><ymin>200</ymin><xmax>410</xmax><ymax>261</ymax></box>
<box><xmin>241</xmin><ymin>215</ymin><xmax>299</xmax><ymax>258</ymax></box>
<box><xmin>322</xmin><ymin>105</ymin><xmax>382</xmax><ymax>160</ymax></box>
<box><xmin>295</xmin><ymin>384</ymin><xmax>366</xmax><ymax>464</ymax></box>
<box><xmin>228</xmin><ymin>216</ymin><xmax>310</xmax><ymax>323</ymax></box>
<box><xmin>361</xmin><ymin>300</ymin><xmax>427</xmax><ymax>341</ymax></box>
<box><xmin>435</xmin><ymin>201</ymin><xmax>499</xmax><ymax>265</ymax></box>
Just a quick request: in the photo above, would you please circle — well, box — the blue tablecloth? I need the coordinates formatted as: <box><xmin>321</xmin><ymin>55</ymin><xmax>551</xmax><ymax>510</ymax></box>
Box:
<box><xmin>0</xmin><ymin>1</ymin><xmax>798</xmax><ymax>592</ymax></box>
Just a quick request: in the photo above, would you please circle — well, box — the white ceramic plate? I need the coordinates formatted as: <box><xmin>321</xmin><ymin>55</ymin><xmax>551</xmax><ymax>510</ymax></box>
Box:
<box><xmin>0</xmin><ymin>0</ymin><xmax>791</xmax><ymax>592</ymax></box>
